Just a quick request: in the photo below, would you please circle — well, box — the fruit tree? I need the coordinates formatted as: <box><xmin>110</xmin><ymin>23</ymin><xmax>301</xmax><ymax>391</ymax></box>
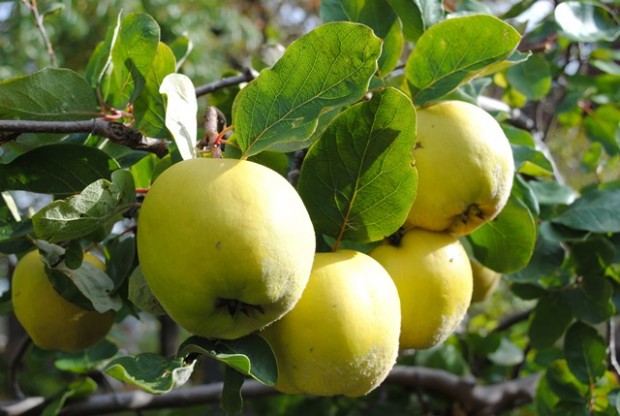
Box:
<box><xmin>0</xmin><ymin>0</ymin><xmax>619</xmax><ymax>415</ymax></box>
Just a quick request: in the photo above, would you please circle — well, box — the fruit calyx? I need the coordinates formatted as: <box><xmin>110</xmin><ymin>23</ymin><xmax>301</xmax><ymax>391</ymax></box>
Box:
<box><xmin>451</xmin><ymin>203</ymin><xmax>485</xmax><ymax>230</ymax></box>
<box><xmin>215</xmin><ymin>298</ymin><xmax>265</xmax><ymax>317</ymax></box>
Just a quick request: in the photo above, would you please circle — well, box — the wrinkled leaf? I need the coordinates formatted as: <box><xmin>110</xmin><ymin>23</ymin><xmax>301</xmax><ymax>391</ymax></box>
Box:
<box><xmin>105</xmin><ymin>353</ymin><xmax>195</xmax><ymax>394</ymax></box>
<box><xmin>32</xmin><ymin>170</ymin><xmax>136</xmax><ymax>243</ymax></box>
<box><xmin>231</xmin><ymin>22</ymin><xmax>382</xmax><ymax>157</ymax></box>
<box><xmin>297</xmin><ymin>87</ymin><xmax>417</xmax><ymax>246</ymax></box>
<box><xmin>160</xmin><ymin>74</ymin><xmax>198</xmax><ymax>160</ymax></box>
<box><xmin>552</xmin><ymin>189</ymin><xmax>620</xmax><ymax>233</ymax></box>
<box><xmin>0</xmin><ymin>144</ymin><xmax>118</xmax><ymax>196</ymax></box>
<box><xmin>406</xmin><ymin>14</ymin><xmax>521</xmax><ymax>105</ymax></box>
<box><xmin>0</xmin><ymin>68</ymin><xmax>98</xmax><ymax>120</ymax></box>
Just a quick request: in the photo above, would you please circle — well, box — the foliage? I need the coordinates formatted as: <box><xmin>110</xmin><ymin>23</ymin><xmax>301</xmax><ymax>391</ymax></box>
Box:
<box><xmin>1</xmin><ymin>0</ymin><xmax>620</xmax><ymax>415</ymax></box>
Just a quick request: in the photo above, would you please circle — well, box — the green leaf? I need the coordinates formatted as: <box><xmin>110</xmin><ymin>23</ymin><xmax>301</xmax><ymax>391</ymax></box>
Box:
<box><xmin>128</xmin><ymin>265</ymin><xmax>166</xmax><ymax>315</ymax></box>
<box><xmin>529</xmin><ymin>293</ymin><xmax>574</xmax><ymax>349</ymax></box>
<box><xmin>563</xmin><ymin>274</ymin><xmax>614</xmax><ymax>324</ymax></box>
<box><xmin>545</xmin><ymin>360</ymin><xmax>589</xmax><ymax>402</ymax></box>
<box><xmin>169</xmin><ymin>34</ymin><xmax>193</xmax><ymax>70</ymax></box>
<box><xmin>506</xmin><ymin>54</ymin><xmax>552</xmax><ymax>100</ymax></box>
<box><xmin>221</xmin><ymin>366</ymin><xmax>245</xmax><ymax>415</ymax></box>
<box><xmin>55</xmin><ymin>339</ymin><xmax>119</xmax><ymax>374</ymax></box>
<box><xmin>0</xmin><ymin>220</ymin><xmax>34</xmax><ymax>254</ymax></box>
<box><xmin>133</xmin><ymin>42</ymin><xmax>177</xmax><ymax>138</ymax></box>
<box><xmin>529</xmin><ymin>181</ymin><xmax>578</xmax><ymax>206</ymax></box>
<box><xmin>552</xmin><ymin>189</ymin><xmax>620</xmax><ymax>233</ymax></box>
<box><xmin>467</xmin><ymin>193</ymin><xmax>537</xmax><ymax>274</ymax></box>
<box><xmin>108</xmin><ymin>13</ymin><xmax>160</xmax><ymax>107</ymax></box>
<box><xmin>564</xmin><ymin>322</ymin><xmax>607</xmax><ymax>385</ymax></box>
<box><xmin>105</xmin><ymin>353</ymin><xmax>195</xmax><ymax>394</ymax></box>
<box><xmin>178</xmin><ymin>334</ymin><xmax>277</xmax><ymax>386</ymax></box>
<box><xmin>386</xmin><ymin>0</ymin><xmax>444</xmax><ymax>42</ymax></box>
<box><xmin>321</xmin><ymin>0</ymin><xmax>403</xmax><ymax>76</ymax></box>
<box><xmin>554</xmin><ymin>1</ymin><xmax>620</xmax><ymax>43</ymax></box>
<box><xmin>0</xmin><ymin>144</ymin><xmax>119</xmax><ymax>196</ymax></box>
<box><xmin>487</xmin><ymin>337</ymin><xmax>524</xmax><ymax>366</ymax></box>
<box><xmin>509</xmin><ymin>233</ymin><xmax>565</xmax><ymax>284</ymax></box>
<box><xmin>32</xmin><ymin>170</ymin><xmax>136</xmax><ymax>243</ymax></box>
<box><xmin>159</xmin><ymin>74</ymin><xmax>198</xmax><ymax>160</ymax></box>
<box><xmin>42</xmin><ymin>377</ymin><xmax>98</xmax><ymax>416</ymax></box>
<box><xmin>42</xmin><ymin>249</ymin><xmax>123</xmax><ymax>313</ymax></box>
<box><xmin>105</xmin><ymin>234</ymin><xmax>137</xmax><ymax>293</ymax></box>
<box><xmin>570</xmin><ymin>237</ymin><xmax>616</xmax><ymax>277</ymax></box>
<box><xmin>405</xmin><ymin>14</ymin><xmax>521</xmax><ymax>105</ymax></box>
<box><xmin>231</xmin><ymin>22</ymin><xmax>382</xmax><ymax>158</ymax></box>
<box><xmin>511</xmin><ymin>145</ymin><xmax>555</xmax><ymax>178</ymax></box>
<box><xmin>297</xmin><ymin>87</ymin><xmax>417</xmax><ymax>246</ymax></box>
<box><xmin>583</xmin><ymin>104</ymin><xmax>620</xmax><ymax>156</ymax></box>
<box><xmin>84</xmin><ymin>12</ymin><xmax>121</xmax><ymax>88</ymax></box>
<box><xmin>0</xmin><ymin>68</ymin><xmax>98</xmax><ymax>120</ymax></box>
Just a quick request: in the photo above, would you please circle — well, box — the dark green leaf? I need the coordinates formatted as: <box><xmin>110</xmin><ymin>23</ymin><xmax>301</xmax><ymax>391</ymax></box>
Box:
<box><xmin>509</xmin><ymin>233</ymin><xmax>565</xmax><ymax>284</ymax></box>
<box><xmin>105</xmin><ymin>353</ymin><xmax>195</xmax><ymax>394</ymax></box>
<box><xmin>32</xmin><ymin>170</ymin><xmax>136</xmax><ymax>243</ymax></box>
<box><xmin>563</xmin><ymin>274</ymin><xmax>614</xmax><ymax>324</ymax></box>
<box><xmin>583</xmin><ymin>104</ymin><xmax>620</xmax><ymax>156</ymax></box>
<box><xmin>64</xmin><ymin>240</ymin><xmax>84</xmax><ymax>270</ymax></box>
<box><xmin>564</xmin><ymin>322</ymin><xmax>607</xmax><ymax>384</ymax></box>
<box><xmin>386</xmin><ymin>0</ymin><xmax>444</xmax><ymax>42</ymax></box>
<box><xmin>55</xmin><ymin>339</ymin><xmax>119</xmax><ymax>374</ymax></box>
<box><xmin>133</xmin><ymin>42</ymin><xmax>177</xmax><ymax>138</ymax></box>
<box><xmin>529</xmin><ymin>293</ymin><xmax>573</xmax><ymax>349</ymax></box>
<box><xmin>570</xmin><ymin>237</ymin><xmax>615</xmax><ymax>277</ymax></box>
<box><xmin>231</xmin><ymin>22</ymin><xmax>382</xmax><ymax>157</ymax></box>
<box><xmin>297</xmin><ymin>87</ymin><xmax>417</xmax><ymax>245</ymax></box>
<box><xmin>552</xmin><ymin>189</ymin><xmax>620</xmax><ymax>233</ymax></box>
<box><xmin>511</xmin><ymin>144</ymin><xmax>556</xmax><ymax>178</ymax></box>
<box><xmin>0</xmin><ymin>220</ymin><xmax>34</xmax><ymax>254</ymax></box>
<box><xmin>529</xmin><ymin>181</ymin><xmax>578</xmax><ymax>206</ymax></box>
<box><xmin>545</xmin><ymin>360</ymin><xmax>588</xmax><ymax>402</ymax></box>
<box><xmin>127</xmin><ymin>265</ymin><xmax>166</xmax><ymax>315</ymax></box>
<box><xmin>108</xmin><ymin>13</ymin><xmax>160</xmax><ymax>107</ymax></box>
<box><xmin>487</xmin><ymin>337</ymin><xmax>524</xmax><ymax>366</ymax></box>
<box><xmin>467</xmin><ymin>193</ymin><xmax>537</xmax><ymax>274</ymax></box>
<box><xmin>0</xmin><ymin>68</ymin><xmax>98</xmax><ymax>120</ymax></box>
<box><xmin>405</xmin><ymin>14</ymin><xmax>521</xmax><ymax>105</ymax></box>
<box><xmin>84</xmin><ymin>12</ymin><xmax>121</xmax><ymax>88</ymax></box>
<box><xmin>105</xmin><ymin>234</ymin><xmax>136</xmax><ymax>293</ymax></box>
<box><xmin>320</xmin><ymin>0</ymin><xmax>403</xmax><ymax>76</ymax></box>
<box><xmin>221</xmin><ymin>366</ymin><xmax>245</xmax><ymax>415</ymax></box>
<box><xmin>555</xmin><ymin>1</ymin><xmax>620</xmax><ymax>43</ymax></box>
<box><xmin>0</xmin><ymin>144</ymin><xmax>118</xmax><ymax>196</ymax></box>
<box><xmin>178</xmin><ymin>334</ymin><xmax>277</xmax><ymax>386</ymax></box>
<box><xmin>535</xmin><ymin>374</ymin><xmax>560</xmax><ymax>416</ymax></box>
<box><xmin>506</xmin><ymin>54</ymin><xmax>552</xmax><ymax>100</ymax></box>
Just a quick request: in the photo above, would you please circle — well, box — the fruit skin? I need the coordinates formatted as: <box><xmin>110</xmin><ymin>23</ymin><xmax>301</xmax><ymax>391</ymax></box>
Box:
<box><xmin>260</xmin><ymin>250</ymin><xmax>401</xmax><ymax>397</ymax></box>
<box><xmin>12</xmin><ymin>251</ymin><xmax>115</xmax><ymax>352</ymax></box>
<box><xmin>405</xmin><ymin>100</ymin><xmax>515</xmax><ymax>236</ymax></box>
<box><xmin>137</xmin><ymin>158</ymin><xmax>315</xmax><ymax>340</ymax></box>
<box><xmin>370</xmin><ymin>229</ymin><xmax>473</xmax><ymax>350</ymax></box>
<box><xmin>470</xmin><ymin>259</ymin><xmax>502</xmax><ymax>303</ymax></box>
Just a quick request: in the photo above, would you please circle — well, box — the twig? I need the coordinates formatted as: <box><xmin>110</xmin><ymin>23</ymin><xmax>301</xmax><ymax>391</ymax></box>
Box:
<box><xmin>20</xmin><ymin>0</ymin><xmax>57</xmax><ymax>67</ymax></box>
<box><xmin>194</xmin><ymin>69</ymin><xmax>256</xmax><ymax>98</ymax></box>
<box><xmin>8</xmin><ymin>335</ymin><xmax>32</xmax><ymax>400</ymax></box>
<box><xmin>491</xmin><ymin>308</ymin><xmax>534</xmax><ymax>334</ymax></box>
<box><xmin>0</xmin><ymin>119</ymin><xmax>168</xmax><ymax>157</ymax></box>
<box><xmin>0</xmin><ymin>365</ymin><xmax>540</xmax><ymax>416</ymax></box>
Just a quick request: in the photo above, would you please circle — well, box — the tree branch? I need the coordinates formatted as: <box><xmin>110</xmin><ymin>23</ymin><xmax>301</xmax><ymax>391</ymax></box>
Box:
<box><xmin>0</xmin><ymin>365</ymin><xmax>540</xmax><ymax>416</ymax></box>
<box><xmin>0</xmin><ymin>119</ymin><xmax>168</xmax><ymax>158</ymax></box>
<box><xmin>194</xmin><ymin>68</ymin><xmax>256</xmax><ymax>98</ymax></box>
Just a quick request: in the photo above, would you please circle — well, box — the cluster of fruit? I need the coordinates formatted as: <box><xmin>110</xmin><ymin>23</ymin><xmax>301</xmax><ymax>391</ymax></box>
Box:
<box><xmin>10</xmin><ymin>99</ymin><xmax>512</xmax><ymax>398</ymax></box>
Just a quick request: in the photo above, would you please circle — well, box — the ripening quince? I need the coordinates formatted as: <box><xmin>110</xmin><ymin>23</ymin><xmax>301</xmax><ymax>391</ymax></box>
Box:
<box><xmin>470</xmin><ymin>258</ymin><xmax>502</xmax><ymax>303</ymax></box>
<box><xmin>405</xmin><ymin>100</ymin><xmax>515</xmax><ymax>236</ymax></box>
<box><xmin>137</xmin><ymin>157</ymin><xmax>315</xmax><ymax>340</ymax></box>
<box><xmin>260</xmin><ymin>250</ymin><xmax>401</xmax><ymax>397</ymax></box>
<box><xmin>12</xmin><ymin>250</ymin><xmax>115</xmax><ymax>352</ymax></box>
<box><xmin>370</xmin><ymin>228</ymin><xmax>472</xmax><ymax>350</ymax></box>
